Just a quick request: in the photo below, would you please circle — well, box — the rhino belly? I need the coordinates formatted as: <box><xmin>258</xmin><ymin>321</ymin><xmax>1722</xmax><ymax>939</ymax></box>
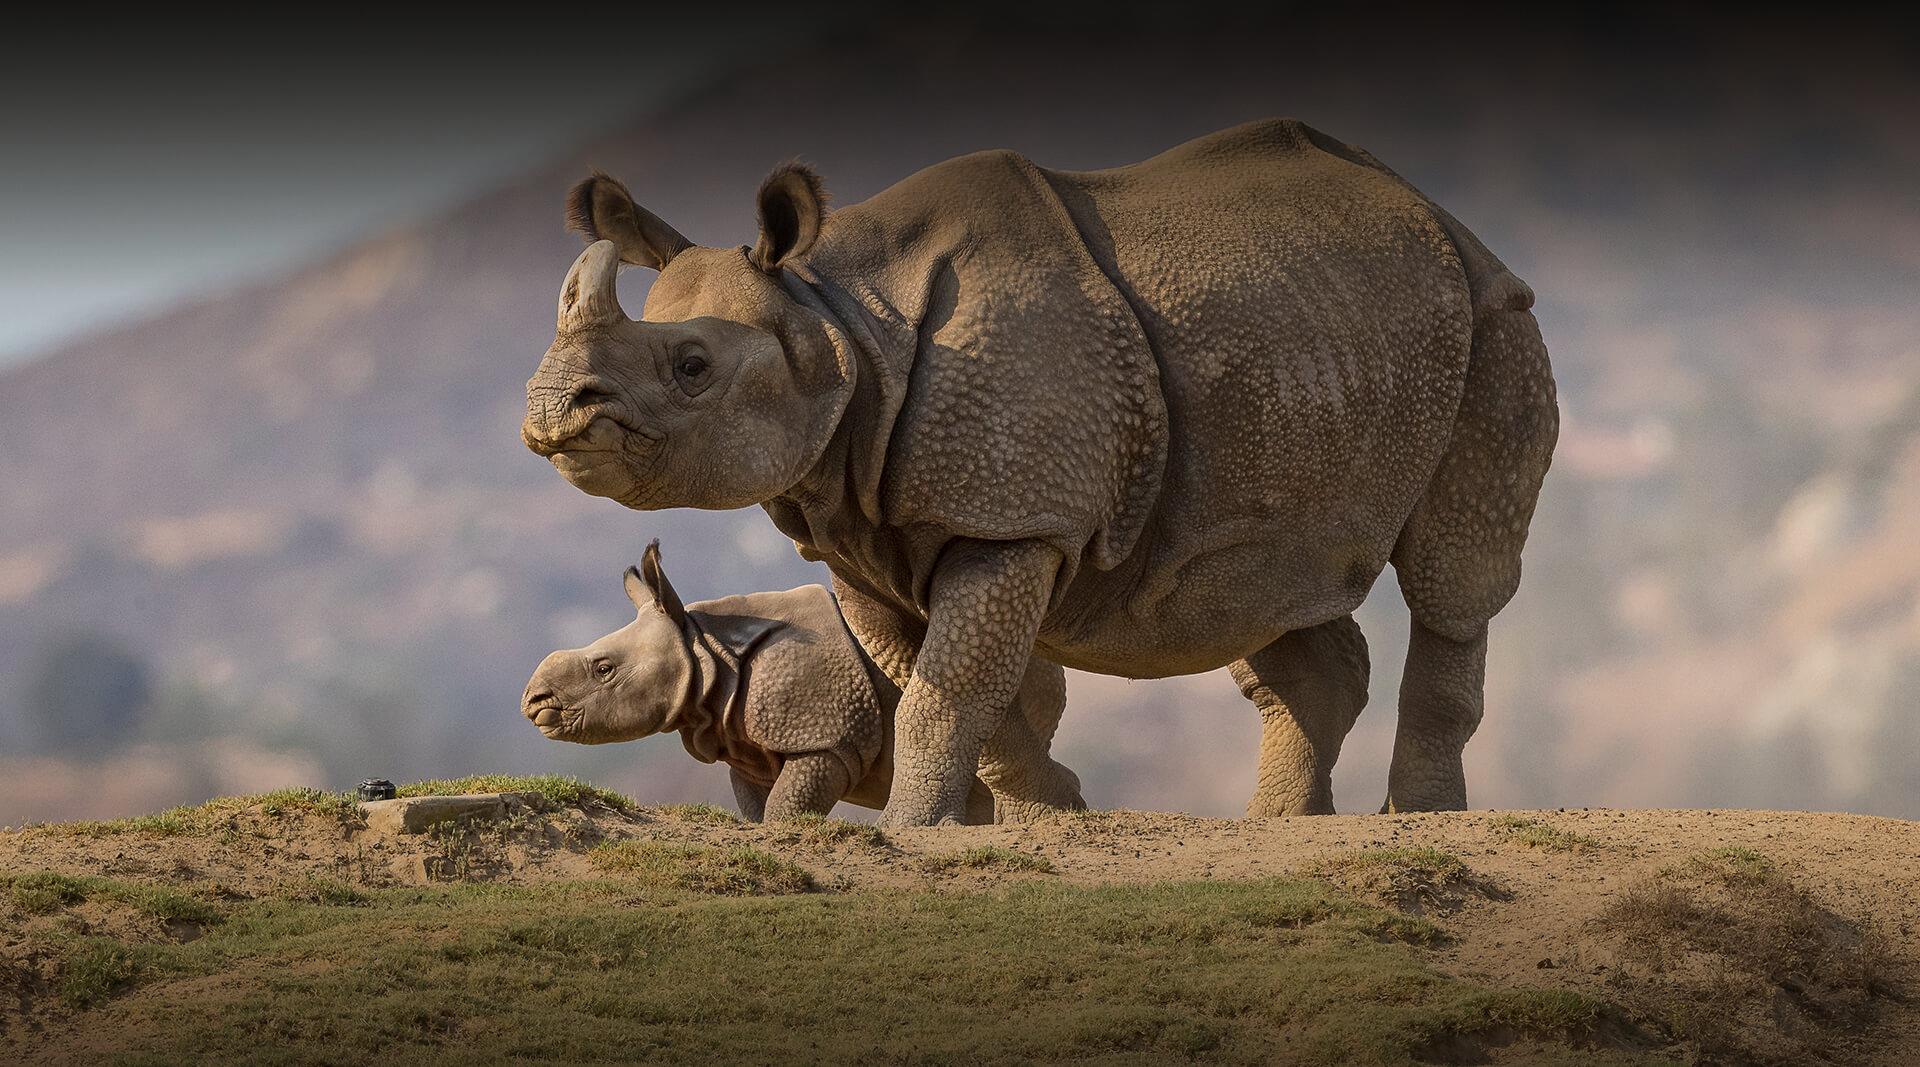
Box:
<box><xmin>1035</xmin><ymin>132</ymin><xmax>1475</xmax><ymax>677</ymax></box>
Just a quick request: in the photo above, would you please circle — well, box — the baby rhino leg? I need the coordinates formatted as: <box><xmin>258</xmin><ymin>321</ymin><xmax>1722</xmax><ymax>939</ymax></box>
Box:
<box><xmin>730</xmin><ymin>767</ymin><xmax>769</xmax><ymax>823</ymax></box>
<box><xmin>1231</xmin><ymin>615</ymin><xmax>1370</xmax><ymax>817</ymax></box>
<box><xmin>763</xmin><ymin>753</ymin><xmax>853</xmax><ymax>821</ymax></box>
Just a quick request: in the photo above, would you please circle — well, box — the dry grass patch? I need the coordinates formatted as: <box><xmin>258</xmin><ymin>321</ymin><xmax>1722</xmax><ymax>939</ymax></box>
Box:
<box><xmin>1598</xmin><ymin>846</ymin><xmax>1894</xmax><ymax>1064</ymax></box>
<box><xmin>588</xmin><ymin>841</ymin><xmax>813</xmax><ymax>895</ymax></box>
<box><xmin>1489</xmin><ymin>814</ymin><xmax>1602</xmax><ymax>853</ymax></box>
<box><xmin>921</xmin><ymin>845</ymin><xmax>1056</xmax><ymax>874</ymax></box>
<box><xmin>651</xmin><ymin>802</ymin><xmax>740</xmax><ymax>825</ymax></box>
<box><xmin>1315</xmin><ymin>847</ymin><xmax>1500</xmax><ymax>919</ymax></box>
<box><xmin>25</xmin><ymin>786</ymin><xmax>363</xmax><ymax>838</ymax></box>
<box><xmin>775</xmin><ymin>813</ymin><xmax>891</xmax><ymax>850</ymax></box>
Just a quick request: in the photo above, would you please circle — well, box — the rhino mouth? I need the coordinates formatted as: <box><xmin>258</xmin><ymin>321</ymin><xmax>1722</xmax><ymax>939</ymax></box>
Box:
<box><xmin>548</xmin><ymin>438</ymin><xmax>666</xmax><ymax>510</ymax></box>
<box><xmin>525</xmin><ymin>703</ymin><xmax>584</xmax><ymax>740</ymax></box>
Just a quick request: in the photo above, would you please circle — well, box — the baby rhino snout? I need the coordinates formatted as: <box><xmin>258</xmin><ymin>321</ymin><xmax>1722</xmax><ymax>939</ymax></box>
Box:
<box><xmin>522</xmin><ymin>653</ymin><xmax>569</xmax><ymax>730</ymax></box>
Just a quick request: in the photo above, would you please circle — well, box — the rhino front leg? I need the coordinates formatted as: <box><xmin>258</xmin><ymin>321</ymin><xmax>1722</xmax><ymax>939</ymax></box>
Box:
<box><xmin>880</xmin><ymin>539</ymin><xmax>1059</xmax><ymax>827</ymax></box>
<box><xmin>835</xmin><ymin>567</ymin><xmax>1082</xmax><ymax>822</ymax></box>
<box><xmin>729</xmin><ymin>767</ymin><xmax>769</xmax><ymax>822</ymax></box>
<box><xmin>1233</xmin><ymin>615</ymin><xmax>1371</xmax><ymax>817</ymax></box>
<box><xmin>764</xmin><ymin>752</ymin><xmax>853</xmax><ymax>821</ymax></box>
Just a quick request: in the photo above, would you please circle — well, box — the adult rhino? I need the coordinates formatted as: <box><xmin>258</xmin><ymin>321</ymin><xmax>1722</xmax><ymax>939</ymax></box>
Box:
<box><xmin>522</xmin><ymin>119</ymin><xmax>1558</xmax><ymax>825</ymax></box>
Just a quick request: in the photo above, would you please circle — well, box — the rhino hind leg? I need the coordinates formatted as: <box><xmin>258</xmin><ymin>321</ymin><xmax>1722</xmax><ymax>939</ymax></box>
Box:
<box><xmin>1233</xmin><ymin>615</ymin><xmax>1371</xmax><ymax>817</ymax></box>
<box><xmin>1384</xmin><ymin>305</ymin><xmax>1558</xmax><ymax>812</ymax></box>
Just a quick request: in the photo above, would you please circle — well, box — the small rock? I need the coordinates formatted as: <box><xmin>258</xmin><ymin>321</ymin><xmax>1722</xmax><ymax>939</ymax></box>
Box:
<box><xmin>360</xmin><ymin>792</ymin><xmax>524</xmax><ymax>835</ymax></box>
<box><xmin>1536</xmin><ymin>958</ymin><xmax>1555</xmax><ymax>969</ymax></box>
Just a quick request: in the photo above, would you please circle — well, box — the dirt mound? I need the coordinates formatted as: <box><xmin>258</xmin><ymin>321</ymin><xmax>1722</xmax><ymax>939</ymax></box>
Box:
<box><xmin>2</xmin><ymin>781</ymin><xmax>1916</xmax><ymax>1064</ymax></box>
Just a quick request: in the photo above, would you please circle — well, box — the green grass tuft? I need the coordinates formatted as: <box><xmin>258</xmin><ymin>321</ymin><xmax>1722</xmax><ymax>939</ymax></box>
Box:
<box><xmin>396</xmin><ymin>774</ymin><xmax>633</xmax><ymax>811</ymax></box>
<box><xmin>58</xmin><ymin>942</ymin><xmax>141</xmax><ymax>1007</ymax></box>
<box><xmin>652</xmin><ymin>802</ymin><xmax>739</xmax><ymax>825</ymax></box>
<box><xmin>589</xmin><ymin>841</ymin><xmax>813</xmax><ymax>895</ymax></box>
<box><xmin>921</xmin><ymin>845</ymin><xmax>1056</xmax><ymax>874</ymax></box>
<box><xmin>4</xmin><ymin>870</ymin><xmax>220</xmax><ymax>925</ymax></box>
<box><xmin>8</xmin><ymin>871</ymin><xmax>90</xmax><ymax>914</ymax></box>
<box><xmin>1685</xmin><ymin>846</ymin><xmax>1776</xmax><ymax>885</ymax></box>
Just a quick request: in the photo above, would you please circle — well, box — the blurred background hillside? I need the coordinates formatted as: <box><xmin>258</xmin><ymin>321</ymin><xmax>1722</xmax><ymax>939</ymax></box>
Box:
<box><xmin>3</xmin><ymin>10</ymin><xmax>1917</xmax><ymax>822</ymax></box>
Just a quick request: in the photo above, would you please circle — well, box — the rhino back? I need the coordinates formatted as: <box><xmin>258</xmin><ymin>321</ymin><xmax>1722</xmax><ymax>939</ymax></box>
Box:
<box><xmin>1030</xmin><ymin>119</ymin><xmax>1479</xmax><ymax>674</ymax></box>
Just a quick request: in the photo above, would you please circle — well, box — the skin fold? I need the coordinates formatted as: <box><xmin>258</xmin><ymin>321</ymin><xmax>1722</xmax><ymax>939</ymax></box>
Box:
<box><xmin>521</xmin><ymin>119</ymin><xmax>1557</xmax><ymax>824</ymax></box>
<box><xmin>520</xmin><ymin>542</ymin><xmax>1081</xmax><ymax>822</ymax></box>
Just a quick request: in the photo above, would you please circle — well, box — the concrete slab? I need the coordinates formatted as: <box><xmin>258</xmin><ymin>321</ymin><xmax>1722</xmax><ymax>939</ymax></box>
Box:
<box><xmin>358</xmin><ymin>792</ymin><xmax>535</xmax><ymax>835</ymax></box>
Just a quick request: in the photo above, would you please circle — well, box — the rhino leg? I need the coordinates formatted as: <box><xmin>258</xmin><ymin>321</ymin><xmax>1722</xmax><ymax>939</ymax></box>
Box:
<box><xmin>874</xmin><ymin>539</ymin><xmax>1060</xmax><ymax>826</ymax></box>
<box><xmin>834</xmin><ymin>569</ymin><xmax>1085</xmax><ymax>822</ymax></box>
<box><xmin>1233</xmin><ymin>615</ymin><xmax>1370</xmax><ymax>817</ymax></box>
<box><xmin>1383</xmin><ymin>305</ymin><xmax>1557</xmax><ymax>812</ymax></box>
<box><xmin>729</xmin><ymin>767</ymin><xmax>769</xmax><ymax>823</ymax></box>
<box><xmin>1383</xmin><ymin>621</ymin><xmax>1488</xmax><ymax>812</ymax></box>
<box><xmin>764</xmin><ymin>752</ymin><xmax>853</xmax><ymax>821</ymax></box>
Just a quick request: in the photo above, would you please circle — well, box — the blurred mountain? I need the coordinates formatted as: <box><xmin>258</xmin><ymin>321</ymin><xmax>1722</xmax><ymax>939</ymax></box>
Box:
<box><xmin>3</xmin><ymin>16</ymin><xmax>1917</xmax><ymax>821</ymax></box>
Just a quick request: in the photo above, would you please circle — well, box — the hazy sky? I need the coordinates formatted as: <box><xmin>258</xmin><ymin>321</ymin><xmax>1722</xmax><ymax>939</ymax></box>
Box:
<box><xmin>0</xmin><ymin>21</ymin><xmax>804</xmax><ymax>366</ymax></box>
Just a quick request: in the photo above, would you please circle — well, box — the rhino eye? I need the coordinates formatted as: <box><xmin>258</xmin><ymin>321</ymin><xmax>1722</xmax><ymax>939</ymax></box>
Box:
<box><xmin>672</xmin><ymin>344</ymin><xmax>711</xmax><ymax>396</ymax></box>
<box><xmin>593</xmin><ymin>660</ymin><xmax>615</xmax><ymax>680</ymax></box>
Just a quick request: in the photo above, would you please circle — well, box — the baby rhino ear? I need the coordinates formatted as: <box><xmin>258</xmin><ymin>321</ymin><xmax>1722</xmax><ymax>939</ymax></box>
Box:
<box><xmin>626</xmin><ymin>540</ymin><xmax>689</xmax><ymax>627</ymax></box>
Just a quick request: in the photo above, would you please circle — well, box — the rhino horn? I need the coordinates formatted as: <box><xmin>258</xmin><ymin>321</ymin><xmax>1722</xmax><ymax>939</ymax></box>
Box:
<box><xmin>557</xmin><ymin>240</ymin><xmax>625</xmax><ymax>332</ymax></box>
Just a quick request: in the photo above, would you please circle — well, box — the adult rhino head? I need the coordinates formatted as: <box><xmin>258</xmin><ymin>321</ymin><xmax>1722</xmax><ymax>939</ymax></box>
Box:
<box><xmin>521</xmin><ymin>168</ymin><xmax>848</xmax><ymax>510</ymax></box>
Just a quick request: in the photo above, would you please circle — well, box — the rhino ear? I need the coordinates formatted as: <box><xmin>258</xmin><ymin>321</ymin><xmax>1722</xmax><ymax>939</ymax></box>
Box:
<box><xmin>751</xmin><ymin>162</ymin><xmax>828</xmax><ymax>272</ymax></box>
<box><xmin>628</xmin><ymin>540</ymin><xmax>689</xmax><ymax>626</ymax></box>
<box><xmin>565</xmin><ymin>171</ymin><xmax>692</xmax><ymax>271</ymax></box>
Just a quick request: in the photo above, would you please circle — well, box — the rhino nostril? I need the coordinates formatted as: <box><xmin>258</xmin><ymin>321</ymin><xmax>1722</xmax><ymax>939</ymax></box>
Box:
<box><xmin>569</xmin><ymin>382</ymin><xmax>618</xmax><ymax>410</ymax></box>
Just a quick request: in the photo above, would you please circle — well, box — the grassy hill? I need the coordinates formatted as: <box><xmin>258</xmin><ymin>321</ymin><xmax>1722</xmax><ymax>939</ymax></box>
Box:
<box><xmin>3</xmin><ymin>784</ymin><xmax>1914</xmax><ymax>1063</ymax></box>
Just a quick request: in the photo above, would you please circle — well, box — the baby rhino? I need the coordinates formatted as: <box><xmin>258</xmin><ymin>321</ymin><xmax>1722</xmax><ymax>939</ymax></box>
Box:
<box><xmin>522</xmin><ymin>542</ymin><xmax>1074</xmax><ymax>823</ymax></box>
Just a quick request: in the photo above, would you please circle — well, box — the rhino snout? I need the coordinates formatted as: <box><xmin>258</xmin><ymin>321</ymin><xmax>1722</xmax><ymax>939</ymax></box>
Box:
<box><xmin>523</xmin><ymin>699</ymin><xmax>563</xmax><ymax>728</ymax></box>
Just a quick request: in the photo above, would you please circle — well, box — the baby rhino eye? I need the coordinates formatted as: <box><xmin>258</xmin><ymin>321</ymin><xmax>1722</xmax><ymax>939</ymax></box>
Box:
<box><xmin>677</xmin><ymin>354</ymin><xmax>707</xmax><ymax>377</ymax></box>
<box><xmin>593</xmin><ymin>660</ymin><xmax>615</xmax><ymax>680</ymax></box>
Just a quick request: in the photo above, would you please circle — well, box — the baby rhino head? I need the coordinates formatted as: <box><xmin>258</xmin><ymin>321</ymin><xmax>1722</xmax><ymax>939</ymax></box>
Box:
<box><xmin>522</xmin><ymin>541</ymin><xmax>694</xmax><ymax>744</ymax></box>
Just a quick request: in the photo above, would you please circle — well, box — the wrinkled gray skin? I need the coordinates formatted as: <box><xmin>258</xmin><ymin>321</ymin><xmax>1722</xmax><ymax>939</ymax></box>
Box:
<box><xmin>522</xmin><ymin>542</ymin><xmax>1078</xmax><ymax>822</ymax></box>
<box><xmin>522</xmin><ymin>119</ymin><xmax>1558</xmax><ymax>825</ymax></box>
